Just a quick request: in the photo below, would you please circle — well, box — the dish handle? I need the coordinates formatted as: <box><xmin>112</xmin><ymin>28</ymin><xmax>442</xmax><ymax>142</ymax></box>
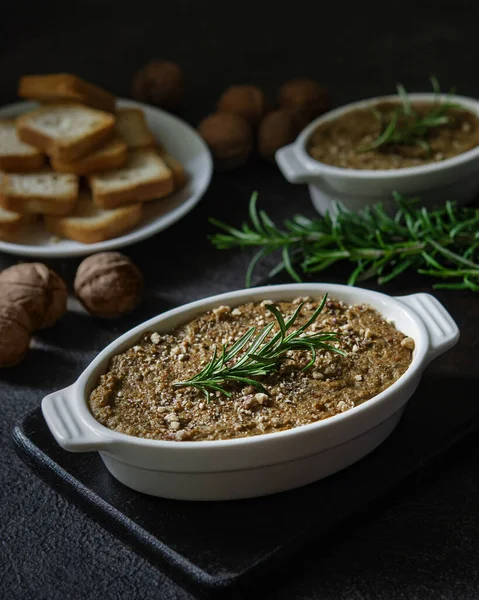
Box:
<box><xmin>276</xmin><ymin>144</ymin><xmax>315</xmax><ymax>184</ymax></box>
<box><xmin>42</xmin><ymin>386</ymin><xmax>113</xmax><ymax>452</ymax></box>
<box><xmin>395</xmin><ymin>293</ymin><xmax>459</xmax><ymax>364</ymax></box>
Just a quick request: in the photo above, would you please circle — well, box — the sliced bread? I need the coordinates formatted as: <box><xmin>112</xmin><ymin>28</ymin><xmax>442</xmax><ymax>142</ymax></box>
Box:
<box><xmin>0</xmin><ymin>206</ymin><xmax>32</xmax><ymax>235</ymax></box>
<box><xmin>0</xmin><ymin>119</ymin><xmax>45</xmax><ymax>171</ymax></box>
<box><xmin>50</xmin><ymin>137</ymin><xmax>128</xmax><ymax>175</ymax></box>
<box><xmin>17</xmin><ymin>104</ymin><xmax>115</xmax><ymax>162</ymax></box>
<box><xmin>156</xmin><ymin>145</ymin><xmax>187</xmax><ymax>190</ymax></box>
<box><xmin>18</xmin><ymin>74</ymin><xmax>116</xmax><ymax>113</ymax></box>
<box><xmin>45</xmin><ymin>190</ymin><xmax>143</xmax><ymax>243</ymax></box>
<box><xmin>0</xmin><ymin>173</ymin><xmax>31</xmax><ymax>234</ymax></box>
<box><xmin>116</xmin><ymin>108</ymin><xmax>155</xmax><ymax>149</ymax></box>
<box><xmin>0</xmin><ymin>170</ymin><xmax>78</xmax><ymax>215</ymax></box>
<box><xmin>89</xmin><ymin>149</ymin><xmax>173</xmax><ymax>209</ymax></box>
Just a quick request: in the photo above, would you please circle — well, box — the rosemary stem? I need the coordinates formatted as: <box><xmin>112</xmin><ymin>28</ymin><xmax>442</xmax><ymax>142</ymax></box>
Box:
<box><xmin>209</xmin><ymin>192</ymin><xmax>479</xmax><ymax>292</ymax></box>
<box><xmin>173</xmin><ymin>296</ymin><xmax>345</xmax><ymax>400</ymax></box>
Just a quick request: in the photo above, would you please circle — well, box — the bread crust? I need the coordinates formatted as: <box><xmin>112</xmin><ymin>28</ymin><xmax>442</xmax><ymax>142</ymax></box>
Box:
<box><xmin>0</xmin><ymin>210</ymin><xmax>32</xmax><ymax>233</ymax></box>
<box><xmin>91</xmin><ymin>176</ymin><xmax>174</xmax><ymax>209</ymax></box>
<box><xmin>51</xmin><ymin>138</ymin><xmax>127</xmax><ymax>175</ymax></box>
<box><xmin>16</xmin><ymin>105</ymin><xmax>115</xmax><ymax>162</ymax></box>
<box><xmin>0</xmin><ymin>153</ymin><xmax>45</xmax><ymax>172</ymax></box>
<box><xmin>156</xmin><ymin>146</ymin><xmax>187</xmax><ymax>190</ymax></box>
<box><xmin>18</xmin><ymin>74</ymin><xmax>116</xmax><ymax>113</ymax></box>
<box><xmin>116</xmin><ymin>108</ymin><xmax>156</xmax><ymax>148</ymax></box>
<box><xmin>45</xmin><ymin>203</ymin><xmax>143</xmax><ymax>243</ymax></box>
<box><xmin>0</xmin><ymin>119</ymin><xmax>45</xmax><ymax>172</ymax></box>
<box><xmin>0</xmin><ymin>173</ymin><xmax>79</xmax><ymax>215</ymax></box>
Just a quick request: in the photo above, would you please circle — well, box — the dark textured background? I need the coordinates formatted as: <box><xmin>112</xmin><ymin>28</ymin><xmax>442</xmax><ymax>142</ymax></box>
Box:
<box><xmin>2</xmin><ymin>1</ymin><xmax>479</xmax><ymax>598</ymax></box>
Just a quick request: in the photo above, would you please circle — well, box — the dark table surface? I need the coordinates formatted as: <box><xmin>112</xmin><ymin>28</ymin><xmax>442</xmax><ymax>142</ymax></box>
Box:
<box><xmin>2</xmin><ymin>1</ymin><xmax>479</xmax><ymax>598</ymax></box>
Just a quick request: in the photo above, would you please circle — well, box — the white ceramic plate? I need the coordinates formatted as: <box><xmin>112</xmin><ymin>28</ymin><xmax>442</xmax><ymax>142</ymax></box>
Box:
<box><xmin>0</xmin><ymin>99</ymin><xmax>213</xmax><ymax>257</ymax></box>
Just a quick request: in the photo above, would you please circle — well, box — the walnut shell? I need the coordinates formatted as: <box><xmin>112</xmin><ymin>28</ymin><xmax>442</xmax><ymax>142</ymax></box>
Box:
<box><xmin>258</xmin><ymin>109</ymin><xmax>301</xmax><ymax>162</ymax></box>
<box><xmin>0</xmin><ymin>298</ymin><xmax>31</xmax><ymax>367</ymax></box>
<box><xmin>132</xmin><ymin>60</ymin><xmax>185</xmax><ymax>109</ymax></box>
<box><xmin>278</xmin><ymin>79</ymin><xmax>331</xmax><ymax>120</ymax></box>
<box><xmin>74</xmin><ymin>252</ymin><xmax>143</xmax><ymax>319</ymax></box>
<box><xmin>0</xmin><ymin>263</ymin><xmax>67</xmax><ymax>330</ymax></box>
<box><xmin>198</xmin><ymin>113</ymin><xmax>253</xmax><ymax>171</ymax></box>
<box><xmin>217</xmin><ymin>85</ymin><xmax>267</xmax><ymax>126</ymax></box>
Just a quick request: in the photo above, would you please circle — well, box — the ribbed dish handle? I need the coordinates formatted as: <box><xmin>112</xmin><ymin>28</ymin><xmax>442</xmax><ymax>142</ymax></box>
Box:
<box><xmin>275</xmin><ymin>144</ymin><xmax>314</xmax><ymax>184</ymax></box>
<box><xmin>395</xmin><ymin>293</ymin><xmax>460</xmax><ymax>364</ymax></box>
<box><xmin>42</xmin><ymin>386</ymin><xmax>112</xmax><ymax>452</ymax></box>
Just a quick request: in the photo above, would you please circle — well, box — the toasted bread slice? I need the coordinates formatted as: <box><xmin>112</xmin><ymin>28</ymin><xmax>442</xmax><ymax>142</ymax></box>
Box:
<box><xmin>0</xmin><ymin>119</ymin><xmax>45</xmax><ymax>172</ymax></box>
<box><xmin>17</xmin><ymin>104</ymin><xmax>115</xmax><ymax>162</ymax></box>
<box><xmin>50</xmin><ymin>137</ymin><xmax>128</xmax><ymax>175</ymax></box>
<box><xmin>89</xmin><ymin>149</ymin><xmax>173</xmax><ymax>209</ymax></box>
<box><xmin>156</xmin><ymin>144</ymin><xmax>187</xmax><ymax>190</ymax></box>
<box><xmin>0</xmin><ymin>206</ymin><xmax>32</xmax><ymax>235</ymax></box>
<box><xmin>0</xmin><ymin>173</ymin><xmax>34</xmax><ymax>236</ymax></box>
<box><xmin>0</xmin><ymin>170</ymin><xmax>78</xmax><ymax>215</ymax></box>
<box><xmin>116</xmin><ymin>108</ymin><xmax>155</xmax><ymax>149</ymax></box>
<box><xmin>45</xmin><ymin>189</ymin><xmax>143</xmax><ymax>243</ymax></box>
<box><xmin>18</xmin><ymin>74</ymin><xmax>115</xmax><ymax>113</ymax></box>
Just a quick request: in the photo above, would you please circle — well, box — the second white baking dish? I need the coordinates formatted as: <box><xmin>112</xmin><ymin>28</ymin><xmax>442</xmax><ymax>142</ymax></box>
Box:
<box><xmin>276</xmin><ymin>93</ymin><xmax>479</xmax><ymax>215</ymax></box>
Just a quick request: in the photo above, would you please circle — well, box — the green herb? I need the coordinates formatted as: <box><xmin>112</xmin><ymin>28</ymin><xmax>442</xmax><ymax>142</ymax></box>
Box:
<box><xmin>173</xmin><ymin>294</ymin><xmax>345</xmax><ymax>401</ymax></box>
<box><xmin>210</xmin><ymin>192</ymin><xmax>479</xmax><ymax>291</ymax></box>
<box><xmin>357</xmin><ymin>77</ymin><xmax>460</xmax><ymax>154</ymax></box>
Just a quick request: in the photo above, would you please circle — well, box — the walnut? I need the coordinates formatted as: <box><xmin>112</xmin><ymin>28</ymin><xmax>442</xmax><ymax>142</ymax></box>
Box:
<box><xmin>258</xmin><ymin>109</ymin><xmax>301</xmax><ymax>162</ymax></box>
<box><xmin>0</xmin><ymin>263</ymin><xmax>67</xmax><ymax>330</ymax></box>
<box><xmin>198</xmin><ymin>113</ymin><xmax>253</xmax><ymax>171</ymax></box>
<box><xmin>278</xmin><ymin>78</ymin><xmax>331</xmax><ymax>120</ymax></box>
<box><xmin>132</xmin><ymin>60</ymin><xmax>185</xmax><ymax>109</ymax></box>
<box><xmin>0</xmin><ymin>298</ymin><xmax>31</xmax><ymax>367</ymax></box>
<box><xmin>74</xmin><ymin>252</ymin><xmax>143</xmax><ymax>318</ymax></box>
<box><xmin>217</xmin><ymin>85</ymin><xmax>267</xmax><ymax>126</ymax></box>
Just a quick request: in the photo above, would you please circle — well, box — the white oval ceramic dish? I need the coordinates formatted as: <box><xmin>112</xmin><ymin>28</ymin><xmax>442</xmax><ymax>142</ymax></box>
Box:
<box><xmin>42</xmin><ymin>283</ymin><xmax>459</xmax><ymax>501</ymax></box>
<box><xmin>276</xmin><ymin>93</ymin><xmax>479</xmax><ymax>215</ymax></box>
<box><xmin>0</xmin><ymin>99</ymin><xmax>213</xmax><ymax>257</ymax></box>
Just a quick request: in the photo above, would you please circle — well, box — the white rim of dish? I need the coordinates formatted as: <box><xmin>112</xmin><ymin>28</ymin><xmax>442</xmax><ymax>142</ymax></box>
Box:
<box><xmin>295</xmin><ymin>92</ymin><xmax>479</xmax><ymax>179</ymax></box>
<box><xmin>73</xmin><ymin>283</ymin><xmax>430</xmax><ymax>449</ymax></box>
<box><xmin>0</xmin><ymin>99</ymin><xmax>213</xmax><ymax>258</ymax></box>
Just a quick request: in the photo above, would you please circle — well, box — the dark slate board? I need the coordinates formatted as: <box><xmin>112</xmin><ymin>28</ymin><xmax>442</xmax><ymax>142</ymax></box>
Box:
<box><xmin>12</xmin><ymin>353</ymin><xmax>479</xmax><ymax>598</ymax></box>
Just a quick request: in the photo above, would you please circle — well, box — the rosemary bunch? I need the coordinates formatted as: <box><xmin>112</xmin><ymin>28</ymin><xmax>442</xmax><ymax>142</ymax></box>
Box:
<box><xmin>358</xmin><ymin>77</ymin><xmax>460</xmax><ymax>154</ymax></box>
<box><xmin>209</xmin><ymin>192</ymin><xmax>479</xmax><ymax>291</ymax></box>
<box><xmin>173</xmin><ymin>294</ymin><xmax>345</xmax><ymax>401</ymax></box>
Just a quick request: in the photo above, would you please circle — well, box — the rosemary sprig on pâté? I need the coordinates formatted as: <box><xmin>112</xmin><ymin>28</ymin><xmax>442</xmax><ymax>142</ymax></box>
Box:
<box><xmin>173</xmin><ymin>294</ymin><xmax>346</xmax><ymax>401</ymax></box>
<box><xmin>209</xmin><ymin>192</ymin><xmax>479</xmax><ymax>291</ymax></box>
<box><xmin>358</xmin><ymin>77</ymin><xmax>460</xmax><ymax>154</ymax></box>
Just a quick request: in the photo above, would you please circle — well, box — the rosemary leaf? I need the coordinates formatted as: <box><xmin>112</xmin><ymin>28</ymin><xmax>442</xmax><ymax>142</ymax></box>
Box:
<box><xmin>173</xmin><ymin>295</ymin><xmax>345</xmax><ymax>400</ymax></box>
<box><xmin>358</xmin><ymin>78</ymin><xmax>461</xmax><ymax>154</ymax></box>
<box><xmin>209</xmin><ymin>193</ymin><xmax>479</xmax><ymax>291</ymax></box>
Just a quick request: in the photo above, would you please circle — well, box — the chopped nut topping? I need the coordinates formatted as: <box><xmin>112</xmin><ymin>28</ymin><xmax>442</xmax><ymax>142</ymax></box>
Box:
<box><xmin>89</xmin><ymin>297</ymin><xmax>412</xmax><ymax>442</ymax></box>
<box><xmin>150</xmin><ymin>333</ymin><xmax>160</xmax><ymax>344</ymax></box>
<box><xmin>308</xmin><ymin>103</ymin><xmax>479</xmax><ymax>170</ymax></box>
<box><xmin>213</xmin><ymin>305</ymin><xmax>231</xmax><ymax>319</ymax></box>
<box><xmin>401</xmin><ymin>336</ymin><xmax>415</xmax><ymax>350</ymax></box>
<box><xmin>254</xmin><ymin>393</ymin><xmax>268</xmax><ymax>404</ymax></box>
